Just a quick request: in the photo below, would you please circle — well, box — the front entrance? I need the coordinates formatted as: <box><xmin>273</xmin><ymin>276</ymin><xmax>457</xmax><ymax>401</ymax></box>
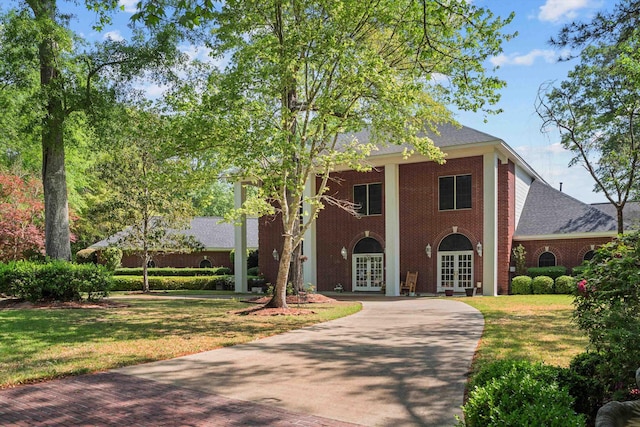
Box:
<box><xmin>352</xmin><ymin>237</ymin><xmax>384</xmax><ymax>291</ymax></box>
<box><xmin>437</xmin><ymin>234</ymin><xmax>474</xmax><ymax>292</ymax></box>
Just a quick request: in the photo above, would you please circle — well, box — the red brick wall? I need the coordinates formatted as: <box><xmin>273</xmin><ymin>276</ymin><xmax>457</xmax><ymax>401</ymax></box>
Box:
<box><xmin>513</xmin><ymin>237</ymin><xmax>614</xmax><ymax>274</ymax></box>
<box><xmin>116</xmin><ymin>250</ymin><xmax>234</xmax><ymax>269</ymax></box>
<box><xmin>399</xmin><ymin>156</ymin><xmax>484</xmax><ymax>294</ymax></box>
<box><xmin>497</xmin><ymin>160</ymin><xmax>516</xmax><ymax>294</ymax></box>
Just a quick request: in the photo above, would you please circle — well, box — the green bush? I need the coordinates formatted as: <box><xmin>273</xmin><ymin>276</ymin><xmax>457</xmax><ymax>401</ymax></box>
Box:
<box><xmin>111</xmin><ymin>275</ymin><xmax>233</xmax><ymax>292</ymax></box>
<box><xmin>461</xmin><ymin>368</ymin><xmax>584</xmax><ymax>426</ymax></box>
<box><xmin>557</xmin><ymin>352</ymin><xmax>608</xmax><ymax>425</ymax></box>
<box><xmin>102</xmin><ymin>247</ymin><xmax>123</xmax><ymax>271</ymax></box>
<box><xmin>532</xmin><ymin>275</ymin><xmax>554</xmax><ymax>294</ymax></box>
<box><xmin>554</xmin><ymin>275</ymin><xmax>574</xmax><ymax>294</ymax></box>
<box><xmin>527</xmin><ymin>266</ymin><xmax>567</xmax><ymax>279</ymax></box>
<box><xmin>114</xmin><ymin>267</ymin><xmax>231</xmax><ymax>277</ymax></box>
<box><xmin>571</xmin><ymin>265</ymin><xmax>587</xmax><ymax>276</ymax></box>
<box><xmin>247</xmin><ymin>266</ymin><xmax>260</xmax><ymax>276</ymax></box>
<box><xmin>75</xmin><ymin>248</ymin><xmax>98</xmax><ymax>264</ymax></box>
<box><xmin>573</xmin><ymin>231</ymin><xmax>640</xmax><ymax>399</ymax></box>
<box><xmin>0</xmin><ymin>260</ymin><xmax>112</xmax><ymax>302</ymax></box>
<box><xmin>510</xmin><ymin>276</ymin><xmax>532</xmax><ymax>295</ymax></box>
<box><xmin>468</xmin><ymin>359</ymin><xmax>563</xmax><ymax>392</ymax></box>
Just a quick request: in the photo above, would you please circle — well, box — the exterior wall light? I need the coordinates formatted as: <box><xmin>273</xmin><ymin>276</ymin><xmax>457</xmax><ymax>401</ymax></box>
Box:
<box><xmin>272</xmin><ymin>248</ymin><xmax>279</xmax><ymax>261</ymax></box>
<box><xmin>341</xmin><ymin>247</ymin><xmax>348</xmax><ymax>260</ymax></box>
<box><xmin>425</xmin><ymin>244</ymin><xmax>432</xmax><ymax>258</ymax></box>
<box><xmin>476</xmin><ymin>242</ymin><xmax>483</xmax><ymax>257</ymax></box>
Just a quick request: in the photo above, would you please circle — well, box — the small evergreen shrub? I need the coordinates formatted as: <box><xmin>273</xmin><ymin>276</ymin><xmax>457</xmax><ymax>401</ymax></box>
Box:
<box><xmin>527</xmin><ymin>266</ymin><xmax>567</xmax><ymax>279</ymax></box>
<box><xmin>247</xmin><ymin>266</ymin><xmax>260</xmax><ymax>276</ymax></box>
<box><xmin>102</xmin><ymin>247</ymin><xmax>123</xmax><ymax>271</ymax></box>
<box><xmin>557</xmin><ymin>352</ymin><xmax>608</xmax><ymax>425</ymax></box>
<box><xmin>554</xmin><ymin>275</ymin><xmax>574</xmax><ymax>294</ymax></box>
<box><xmin>75</xmin><ymin>248</ymin><xmax>98</xmax><ymax>264</ymax></box>
<box><xmin>532</xmin><ymin>275</ymin><xmax>554</xmax><ymax>294</ymax></box>
<box><xmin>114</xmin><ymin>267</ymin><xmax>230</xmax><ymax>277</ymax></box>
<box><xmin>469</xmin><ymin>359</ymin><xmax>563</xmax><ymax>392</ymax></box>
<box><xmin>110</xmin><ymin>275</ymin><xmax>233</xmax><ymax>292</ymax></box>
<box><xmin>510</xmin><ymin>276</ymin><xmax>532</xmax><ymax>295</ymax></box>
<box><xmin>571</xmin><ymin>265</ymin><xmax>587</xmax><ymax>276</ymax></box>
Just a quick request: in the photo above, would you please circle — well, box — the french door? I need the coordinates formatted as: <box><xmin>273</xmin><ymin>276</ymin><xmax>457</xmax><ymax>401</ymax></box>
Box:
<box><xmin>438</xmin><ymin>251</ymin><xmax>473</xmax><ymax>292</ymax></box>
<box><xmin>353</xmin><ymin>254</ymin><xmax>384</xmax><ymax>291</ymax></box>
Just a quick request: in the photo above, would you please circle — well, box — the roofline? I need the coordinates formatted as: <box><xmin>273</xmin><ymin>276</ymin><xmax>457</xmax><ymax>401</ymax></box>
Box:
<box><xmin>513</xmin><ymin>231</ymin><xmax>617</xmax><ymax>241</ymax></box>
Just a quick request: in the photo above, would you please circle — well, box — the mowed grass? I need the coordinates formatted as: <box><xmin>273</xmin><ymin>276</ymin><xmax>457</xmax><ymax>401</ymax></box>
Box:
<box><xmin>458</xmin><ymin>295</ymin><xmax>588</xmax><ymax>370</ymax></box>
<box><xmin>0</xmin><ymin>298</ymin><xmax>361</xmax><ymax>388</ymax></box>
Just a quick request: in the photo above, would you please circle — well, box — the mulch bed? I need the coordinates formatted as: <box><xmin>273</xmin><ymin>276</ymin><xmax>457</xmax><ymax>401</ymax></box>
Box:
<box><xmin>0</xmin><ymin>298</ymin><xmax>129</xmax><ymax>310</ymax></box>
<box><xmin>232</xmin><ymin>293</ymin><xmax>339</xmax><ymax>316</ymax></box>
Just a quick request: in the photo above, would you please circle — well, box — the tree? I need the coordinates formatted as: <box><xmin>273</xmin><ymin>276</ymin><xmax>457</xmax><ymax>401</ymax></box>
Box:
<box><xmin>153</xmin><ymin>0</ymin><xmax>514</xmax><ymax>308</ymax></box>
<box><xmin>0</xmin><ymin>170</ymin><xmax>45</xmax><ymax>262</ymax></box>
<box><xmin>94</xmin><ymin>107</ymin><xmax>204</xmax><ymax>292</ymax></box>
<box><xmin>536</xmin><ymin>34</ymin><xmax>640</xmax><ymax>234</ymax></box>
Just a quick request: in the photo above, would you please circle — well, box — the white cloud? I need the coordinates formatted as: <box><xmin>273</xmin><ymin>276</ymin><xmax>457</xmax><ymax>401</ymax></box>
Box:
<box><xmin>490</xmin><ymin>49</ymin><xmax>559</xmax><ymax>67</ymax></box>
<box><xmin>538</xmin><ymin>0</ymin><xmax>593</xmax><ymax>23</ymax></box>
<box><xmin>103</xmin><ymin>31</ymin><xmax>124</xmax><ymax>42</ymax></box>
<box><xmin>118</xmin><ymin>0</ymin><xmax>138</xmax><ymax>14</ymax></box>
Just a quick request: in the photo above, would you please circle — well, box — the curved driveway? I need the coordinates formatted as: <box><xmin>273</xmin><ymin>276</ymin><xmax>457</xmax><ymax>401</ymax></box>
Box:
<box><xmin>0</xmin><ymin>298</ymin><xmax>483</xmax><ymax>426</ymax></box>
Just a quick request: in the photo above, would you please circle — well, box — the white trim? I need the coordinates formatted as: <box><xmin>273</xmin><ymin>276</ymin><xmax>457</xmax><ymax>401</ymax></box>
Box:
<box><xmin>482</xmin><ymin>152</ymin><xmax>498</xmax><ymax>296</ymax></box>
<box><xmin>233</xmin><ymin>182</ymin><xmax>248</xmax><ymax>293</ymax></box>
<box><xmin>303</xmin><ymin>178</ymin><xmax>317</xmax><ymax>286</ymax></box>
<box><xmin>385</xmin><ymin>164</ymin><xmax>400</xmax><ymax>296</ymax></box>
<box><xmin>353</xmin><ymin>253</ymin><xmax>385</xmax><ymax>291</ymax></box>
<box><xmin>514</xmin><ymin>232</ymin><xmax>617</xmax><ymax>241</ymax></box>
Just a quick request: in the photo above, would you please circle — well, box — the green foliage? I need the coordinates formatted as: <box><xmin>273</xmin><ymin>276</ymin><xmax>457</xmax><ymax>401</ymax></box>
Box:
<box><xmin>461</xmin><ymin>362</ymin><xmax>584</xmax><ymax>426</ymax></box>
<box><xmin>511</xmin><ymin>244</ymin><xmax>527</xmax><ymax>276</ymax></box>
<box><xmin>111</xmin><ymin>275</ymin><xmax>233</xmax><ymax>292</ymax></box>
<box><xmin>573</xmin><ymin>231</ymin><xmax>640</xmax><ymax>398</ymax></box>
<box><xmin>101</xmin><ymin>247</ymin><xmax>122</xmax><ymax>271</ymax></box>
<box><xmin>554</xmin><ymin>275</ymin><xmax>575</xmax><ymax>294</ymax></box>
<box><xmin>571</xmin><ymin>265</ymin><xmax>588</xmax><ymax>276</ymax></box>
<box><xmin>247</xmin><ymin>266</ymin><xmax>260</xmax><ymax>276</ymax></box>
<box><xmin>75</xmin><ymin>248</ymin><xmax>98</xmax><ymax>264</ymax></box>
<box><xmin>510</xmin><ymin>276</ymin><xmax>532</xmax><ymax>295</ymax></box>
<box><xmin>266</xmin><ymin>282</ymin><xmax>295</xmax><ymax>296</ymax></box>
<box><xmin>527</xmin><ymin>266</ymin><xmax>567</xmax><ymax>279</ymax></box>
<box><xmin>115</xmin><ymin>267</ymin><xmax>232</xmax><ymax>276</ymax></box>
<box><xmin>469</xmin><ymin>359</ymin><xmax>563</xmax><ymax>392</ymax></box>
<box><xmin>0</xmin><ymin>260</ymin><xmax>112</xmax><ymax>302</ymax></box>
<box><xmin>532</xmin><ymin>275</ymin><xmax>554</xmax><ymax>294</ymax></box>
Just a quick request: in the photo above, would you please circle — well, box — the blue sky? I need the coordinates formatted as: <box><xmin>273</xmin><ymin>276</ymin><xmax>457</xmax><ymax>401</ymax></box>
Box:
<box><xmin>59</xmin><ymin>1</ymin><xmax>610</xmax><ymax>204</ymax></box>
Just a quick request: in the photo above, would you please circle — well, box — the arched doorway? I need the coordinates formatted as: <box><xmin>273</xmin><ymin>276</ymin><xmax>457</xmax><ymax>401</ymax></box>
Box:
<box><xmin>437</xmin><ymin>233</ymin><xmax>474</xmax><ymax>293</ymax></box>
<box><xmin>352</xmin><ymin>237</ymin><xmax>384</xmax><ymax>291</ymax></box>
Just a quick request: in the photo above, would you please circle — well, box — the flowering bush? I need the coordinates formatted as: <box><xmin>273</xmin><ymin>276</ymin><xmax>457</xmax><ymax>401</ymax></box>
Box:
<box><xmin>573</xmin><ymin>231</ymin><xmax>640</xmax><ymax>399</ymax></box>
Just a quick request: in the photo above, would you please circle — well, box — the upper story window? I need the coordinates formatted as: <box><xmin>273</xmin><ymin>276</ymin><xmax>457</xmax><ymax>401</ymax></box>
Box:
<box><xmin>354</xmin><ymin>183</ymin><xmax>382</xmax><ymax>216</ymax></box>
<box><xmin>439</xmin><ymin>174</ymin><xmax>472</xmax><ymax>211</ymax></box>
<box><xmin>538</xmin><ymin>251</ymin><xmax>556</xmax><ymax>267</ymax></box>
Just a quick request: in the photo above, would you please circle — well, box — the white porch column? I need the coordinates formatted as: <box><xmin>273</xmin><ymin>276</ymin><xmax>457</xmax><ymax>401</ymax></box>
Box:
<box><xmin>482</xmin><ymin>152</ymin><xmax>498</xmax><ymax>296</ymax></box>
<box><xmin>385</xmin><ymin>164</ymin><xmax>400</xmax><ymax>296</ymax></box>
<box><xmin>234</xmin><ymin>181</ymin><xmax>248</xmax><ymax>293</ymax></box>
<box><xmin>302</xmin><ymin>178</ymin><xmax>317</xmax><ymax>287</ymax></box>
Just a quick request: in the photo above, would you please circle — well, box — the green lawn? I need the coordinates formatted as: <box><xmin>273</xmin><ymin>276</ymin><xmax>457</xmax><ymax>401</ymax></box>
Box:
<box><xmin>458</xmin><ymin>295</ymin><xmax>589</xmax><ymax>371</ymax></box>
<box><xmin>0</xmin><ymin>298</ymin><xmax>361</xmax><ymax>388</ymax></box>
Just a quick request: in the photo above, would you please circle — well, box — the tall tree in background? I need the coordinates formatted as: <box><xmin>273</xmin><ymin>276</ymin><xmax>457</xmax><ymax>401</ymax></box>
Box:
<box><xmin>149</xmin><ymin>0</ymin><xmax>514</xmax><ymax>308</ymax></box>
<box><xmin>537</xmin><ymin>34</ymin><xmax>640</xmax><ymax>234</ymax></box>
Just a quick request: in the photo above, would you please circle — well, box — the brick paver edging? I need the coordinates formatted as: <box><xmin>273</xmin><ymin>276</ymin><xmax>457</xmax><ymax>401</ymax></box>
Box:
<box><xmin>0</xmin><ymin>372</ymin><xmax>360</xmax><ymax>426</ymax></box>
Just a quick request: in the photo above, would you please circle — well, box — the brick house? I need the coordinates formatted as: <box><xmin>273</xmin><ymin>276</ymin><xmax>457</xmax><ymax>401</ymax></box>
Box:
<box><xmin>233</xmin><ymin>124</ymin><xmax>635</xmax><ymax>296</ymax></box>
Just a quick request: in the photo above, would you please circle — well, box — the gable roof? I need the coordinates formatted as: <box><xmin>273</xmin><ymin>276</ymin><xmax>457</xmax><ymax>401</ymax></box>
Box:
<box><xmin>91</xmin><ymin>217</ymin><xmax>258</xmax><ymax>250</ymax></box>
<box><xmin>515</xmin><ymin>180</ymin><xmax>618</xmax><ymax>237</ymax></box>
<box><xmin>591</xmin><ymin>202</ymin><xmax>640</xmax><ymax>229</ymax></box>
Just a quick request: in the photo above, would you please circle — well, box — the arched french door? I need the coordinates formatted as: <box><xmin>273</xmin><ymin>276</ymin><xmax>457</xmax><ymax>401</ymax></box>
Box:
<box><xmin>437</xmin><ymin>233</ymin><xmax>474</xmax><ymax>292</ymax></box>
<box><xmin>352</xmin><ymin>237</ymin><xmax>384</xmax><ymax>291</ymax></box>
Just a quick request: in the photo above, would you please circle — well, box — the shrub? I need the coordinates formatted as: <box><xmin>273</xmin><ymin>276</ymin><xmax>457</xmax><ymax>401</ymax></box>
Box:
<box><xmin>511</xmin><ymin>244</ymin><xmax>527</xmax><ymax>276</ymax></box>
<box><xmin>573</xmin><ymin>231</ymin><xmax>640</xmax><ymax>399</ymax></box>
<box><xmin>102</xmin><ymin>247</ymin><xmax>123</xmax><ymax>271</ymax></box>
<box><xmin>532</xmin><ymin>275</ymin><xmax>554</xmax><ymax>294</ymax></box>
<box><xmin>75</xmin><ymin>248</ymin><xmax>98</xmax><ymax>264</ymax></box>
<box><xmin>557</xmin><ymin>352</ymin><xmax>608</xmax><ymax>425</ymax></box>
<box><xmin>247</xmin><ymin>266</ymin><xmax>260</xmax><ymax>276</ymax></box>
<box><xmin>461</xmin><ymin>368</ymin><xmax>584</xmax><ymax>426</ymax></box>
<box><xmin>1</xmin><ymin>260</ymin><xmax>112</xmax><ymax>302</ymax></box>
<box><xmin>571</xmin><ymin>265</ymin><xmax>587</xmax><ymax>276</ymax></box>
<box><xmin>469</xmin><ymin>359</ymin><xmax>563</xmax><ymax>392</ymax></box>
<box><xmin>510</xmin><ymin>276</ymin><xmax>532</xmax><ymax>295</ymax></box>
<box><xmin>110</xmin><ymin>275</ymin><xmax>234</xmax><ymax>292</ymax></box>
<box><xmin>527</xmin><ymin>266</ymin><xmax>567</xmax><ymax>279</ymax></box>
<box><xmin>114</xmin><ymin>267</ymin><xmax>230</xmax><ymax>277</ymax></box>
<box><xmin>554</xmin><ymin>275</ymin><xmax>574</xmax><ymax>294</ymax></box>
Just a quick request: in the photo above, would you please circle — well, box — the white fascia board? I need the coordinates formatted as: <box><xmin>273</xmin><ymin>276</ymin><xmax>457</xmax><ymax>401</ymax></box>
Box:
<box><xmin>513</xmin><ymin>232</ymin><xmax>617</xmax><ymax>241</ymax></box>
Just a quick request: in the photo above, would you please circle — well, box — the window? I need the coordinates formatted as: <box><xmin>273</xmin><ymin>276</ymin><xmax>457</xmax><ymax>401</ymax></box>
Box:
<box><xmin>583</xmin><ymin>250</ymin><xmax>595</xmax><ymax>261</ymax></box>
<box><xmin>354</xmin><ymin>183</ymin><xmax>382</xmax><ymax>216</ymax></box>
<box><xmin>538</xmin><ymin>252</ymin><xmax>556</xmax><ymax>267</ymax></box>
<box><xmin>439</xmin><ymin>175</ymin><xmax>472</xmax><ymax>210</ymax></box>
<box><xmin>199</xmin><ymin>259</ymin><xmax>212</xmax><ymax>268</ymax></box>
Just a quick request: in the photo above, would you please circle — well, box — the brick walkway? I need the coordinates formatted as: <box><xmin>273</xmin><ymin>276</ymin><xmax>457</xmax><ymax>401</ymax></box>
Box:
<box><xmin>0</xmin><ymin>372</ymin><xmax>359</xmax><ymax>426</ymax></box>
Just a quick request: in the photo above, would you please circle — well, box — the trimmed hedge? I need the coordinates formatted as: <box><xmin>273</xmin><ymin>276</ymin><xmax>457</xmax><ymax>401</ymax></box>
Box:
<box><xmin>526</xmin><ymin>266</ymin><xmax>567</xmax><ymax>279</ymax></box>
<box><xmin>532</xmin><ymin>275</ymin><xmax>554</xmax><ymax>294</ymax></box>
<box><xmin>111</xmin><ymin>275</ymin><xmax>234</xmax><ymax>291</ymax></box>
<box><xmin>511</xmin><ymin>276</ymin><xmax>532</xmax><ymax>295</ymax></box>
<box><xmin>114</xmin><ymin>267</ymin><xmax>232</xmax><ymax>277</ymax></box>
<box><xmin>247</xmin><ymin>266</ymin><xmax>260</xmax><ymax>276</ymax></box>
<box><xmin>76</xmin><ymin>248</ymin><xmax>98</xmax><ymax>264</ymax></box>
<box><xmin>0</xmin><ymin>260</ymin><xmax>112</xmax><ymax>302</ymax></box>
<box><xmin>554</xmin><ymin>275</ymin><xmax>574</xmax><ymax>294</ymax></box>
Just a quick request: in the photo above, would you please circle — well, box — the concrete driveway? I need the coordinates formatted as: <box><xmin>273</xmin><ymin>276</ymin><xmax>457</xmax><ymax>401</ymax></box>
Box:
<box><xmin>115</xmin><ymin>298</ymin><xmax>483</xmax><ymax>426</ymax></box>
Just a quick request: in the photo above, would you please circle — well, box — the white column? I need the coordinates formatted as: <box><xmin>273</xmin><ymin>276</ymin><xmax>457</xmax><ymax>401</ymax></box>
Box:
<box><xmin>302</xmin><ymin>178</ymin><xmax>317</xmax><ymax>287</ymax></box>
<box><xmin>482</xmin><ymin>152</ymin><xmax>498</xmax><ymax>296</ymax></box>
<box><xmin>385</xmin><ymin>164</ymin><xmax>400</xmax><ymax>296</ymax></box>
<box><xmin>234</xmin><ymin>181</ymin><xmax>248</xmax><ymax>293</ymax></box>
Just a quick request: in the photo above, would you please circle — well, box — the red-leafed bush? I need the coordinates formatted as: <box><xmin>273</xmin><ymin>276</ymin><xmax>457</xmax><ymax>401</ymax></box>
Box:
<box><xmin>0</xmin><ymin>172</ymin><xmax>45</xmax><ymax>261</ymax></box>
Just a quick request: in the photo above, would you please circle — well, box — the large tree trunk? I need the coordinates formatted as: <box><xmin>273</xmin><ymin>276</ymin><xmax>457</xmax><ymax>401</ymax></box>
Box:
<box><xmin>616</xmin><ymin>205</ymin><xmax>625</xmax><ymax>235</ymax></box>
<box><xmin>34</xmin><ymin>0</ymin><xmax>72</xmax><ymax>260</ymax></box>
<box><xmin>266</xmin><ymin>232</ymin><xmax>294</xmax><ymax>308</ymax></box>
